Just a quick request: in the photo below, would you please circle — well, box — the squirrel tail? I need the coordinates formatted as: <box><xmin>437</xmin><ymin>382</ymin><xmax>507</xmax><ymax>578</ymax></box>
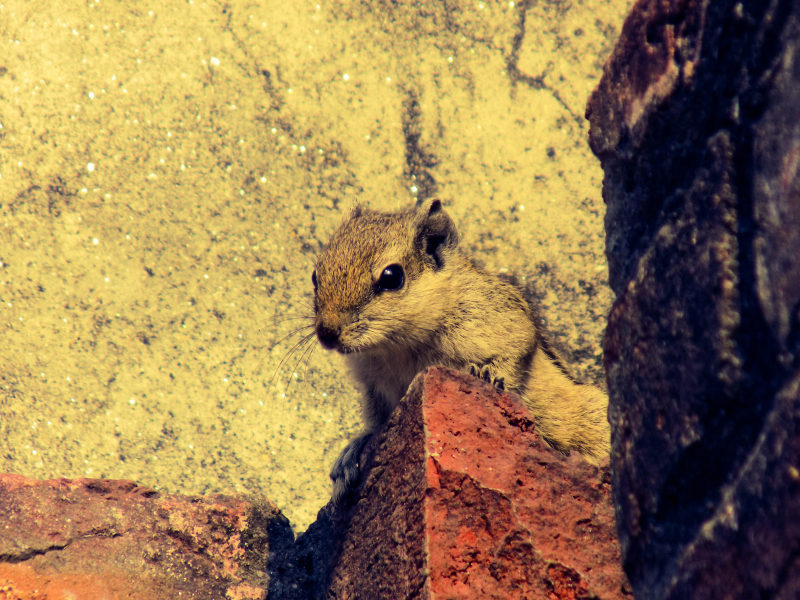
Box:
<box><xmin>522</xmin><ymin>346</ymin><xmax>610</xmax><ymax>463</ymax></box>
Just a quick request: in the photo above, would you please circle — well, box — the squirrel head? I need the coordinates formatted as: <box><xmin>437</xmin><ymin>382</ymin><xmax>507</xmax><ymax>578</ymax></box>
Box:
<box><xmin>312</xmin><ymin>199</ymin><xmax>459</xmax><ymax>353</ymax></box>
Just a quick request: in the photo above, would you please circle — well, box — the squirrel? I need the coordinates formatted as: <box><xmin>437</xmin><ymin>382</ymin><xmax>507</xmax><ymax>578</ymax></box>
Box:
<box><xmin>311</xmin><ymin>199</ymin><xmax>610</xmax><ymax>502</ymax></box>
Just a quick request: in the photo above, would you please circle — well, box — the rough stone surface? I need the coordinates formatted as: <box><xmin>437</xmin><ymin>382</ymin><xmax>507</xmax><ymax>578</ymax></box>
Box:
<box><xmin>587</xmin><ymin>0</ymin><xmax>800</xmax><ymax>597</ymax></box>
<box><xmin>324</xmin><ymin>367</ymin><xmax>629</xmax><ymax>599</ymax></box>
<box><xmin>0</xmin><ymin>475</ymin><xmax>293</xmax><ymax>600</ymax></box>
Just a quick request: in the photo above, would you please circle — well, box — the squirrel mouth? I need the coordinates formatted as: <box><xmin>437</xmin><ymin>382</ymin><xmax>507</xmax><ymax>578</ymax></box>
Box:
<box><xmin>316</xmin><ymin>334</ymin><xmax>357</xmax><ymax>354</ymax></box>
<box><xmin>315</xmin><ymin>324</ymin><xmax>364</xmax><ymax>354</ymax></box>
<box><xmin>334</xmin><ymin>340</ymin><xmax>362</xmax><ymax>355</ymax></box>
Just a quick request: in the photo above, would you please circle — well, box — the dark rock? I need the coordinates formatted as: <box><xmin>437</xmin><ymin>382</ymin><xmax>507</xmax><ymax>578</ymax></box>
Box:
<box><xmin>587</xmin><ymin>0</ymin><xmax>800</xmax><ymax>597</ymax></box>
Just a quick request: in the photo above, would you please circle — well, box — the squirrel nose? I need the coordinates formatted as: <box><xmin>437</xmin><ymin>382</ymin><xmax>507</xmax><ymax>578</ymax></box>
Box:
<box><xmin>316</xmin><ymin>323</ymin><xmax>341</xmax><ymax>349</ymax></box>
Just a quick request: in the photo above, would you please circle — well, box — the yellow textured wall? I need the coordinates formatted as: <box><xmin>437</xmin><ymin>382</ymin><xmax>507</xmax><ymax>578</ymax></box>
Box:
<box><xmin>0</xmin><ymin>0</ymin><xmax>633</xmax><ymax>530</ymax></box>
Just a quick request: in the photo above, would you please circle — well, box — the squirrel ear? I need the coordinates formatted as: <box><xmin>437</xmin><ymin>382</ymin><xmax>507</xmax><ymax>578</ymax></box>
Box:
<box><xmin>415</xmin><ymin>198</ymin><xmax>459</xmax><ymax>268</ymax></box>
<box><xmin>350</xmin><ymin>203</ymin><xmax>364</xmax><ymax>219</ymax></box>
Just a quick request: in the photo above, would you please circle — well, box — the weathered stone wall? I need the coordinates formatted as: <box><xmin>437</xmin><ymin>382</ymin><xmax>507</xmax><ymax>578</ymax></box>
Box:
<box><xmin>0</xmin><ymin>0</ymin><xmax>630</xmax><ymax>533</ymax></box>
<box><xmin>587</xmin><ymin>0</ymin><xmax>800</xmax><ymax>597</ymax></box>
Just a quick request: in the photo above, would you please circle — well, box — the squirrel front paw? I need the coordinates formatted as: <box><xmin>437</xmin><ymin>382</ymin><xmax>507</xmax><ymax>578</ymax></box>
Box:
<box><xmin>468</xmin><ymin>363</ymin><xmax>505</xmax><ymax>390</ymax></box>
<box><xmin>330</xmin><ymin>432</ymin><xmax>372</xmax><ymax>504</ymax></box>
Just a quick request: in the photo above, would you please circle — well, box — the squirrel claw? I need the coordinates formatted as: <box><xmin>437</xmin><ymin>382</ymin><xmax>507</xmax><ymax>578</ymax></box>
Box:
<box><xmin>330</xmin><ymin>432</ymin><xmax>372</xmax><ymax>504</ymax></box>
<box><xmin>468</xmin><ymin>363</ymin><xmax>505</xmax><ymax>390</ymax></box>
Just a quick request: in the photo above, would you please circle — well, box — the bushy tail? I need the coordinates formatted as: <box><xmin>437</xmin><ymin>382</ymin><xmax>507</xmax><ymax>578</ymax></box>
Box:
<box><xmin>522</xmin><ymin>346</ymin><xmax>610</xmax><ymax>463</ymax></box>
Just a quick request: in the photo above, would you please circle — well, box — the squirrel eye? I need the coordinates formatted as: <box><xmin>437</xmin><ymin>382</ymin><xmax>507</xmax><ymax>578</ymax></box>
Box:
<box><xmin>311</xmin><ymin>270</ymin><xmax>318</xmax><ymax>290</ymax></box>
<box><xmin>377</xmin><ymin>264</ymin><xmax>405</xmax><ymax>292</ymax></box>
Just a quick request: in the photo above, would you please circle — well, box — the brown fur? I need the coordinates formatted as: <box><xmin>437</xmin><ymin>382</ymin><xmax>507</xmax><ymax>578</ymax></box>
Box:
<box><xmin>313</xmin><ymin>199</ymin><xmax>610</xmax><ymax>500</ymax></box>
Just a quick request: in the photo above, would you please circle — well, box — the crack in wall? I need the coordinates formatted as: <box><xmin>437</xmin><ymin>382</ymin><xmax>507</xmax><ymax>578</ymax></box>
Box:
<box><xmin>401</xmin><ymin>90</ymin><xmax>439</xmax><ymax>202</ymax></box>
<box><xmin>0</xmin><ymin>529</ymin><xmax>122</xmax><ymax>564</ymax></box>
<box><xmin>216</xmin><ymin>0</ymin><xmax>286</xmax><ymax>111</ymax></box>
<box><xmin>506</xmin><ymin>0</ymin><xmax>585</xmax><ymax>128</ymax></box>
<box><xmin>0</xmin><ymin>541</ymin><xmax>72</xmax><ymax>564</ymax></box>
<box><xmin>435</xmin><ymin>0</ymin><xmax>586</xmax><ymax>128</ymax></box>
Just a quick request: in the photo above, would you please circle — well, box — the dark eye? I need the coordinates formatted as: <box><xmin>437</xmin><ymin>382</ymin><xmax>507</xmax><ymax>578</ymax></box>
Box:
<box><xmin>311</xmin><ymin>270</ymin><xmax>318</xmax><ymax>290</ymax></box>
<box><xmin>377</xmin><ymin>264</ymin><xmax>405</xmax><ymax>292</ymax></box>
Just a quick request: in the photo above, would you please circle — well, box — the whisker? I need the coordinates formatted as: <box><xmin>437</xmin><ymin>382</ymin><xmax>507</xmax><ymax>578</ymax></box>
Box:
<box><xmin>271</xmin><ymin>318</ymin><xmax>313</xmax><ymax>328</ymax></box>
<box><xmin>269</xmin><ymin>324</ymin><xmax>315</xmax><ymax>352</ymax></box>
<box><xmin>284</xmin><ymin>333</ymin><xmax>318</xmax><ymax>392</ymax></box>
<box><xmin>268</xmin><ymin>330</ymin><xmax>316</xmax><ymax>388</ymax></box>
<box><xmin>301</xmin><ymin>342</ymin><xmax>318</xmax><ymax>380</ymax></box>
